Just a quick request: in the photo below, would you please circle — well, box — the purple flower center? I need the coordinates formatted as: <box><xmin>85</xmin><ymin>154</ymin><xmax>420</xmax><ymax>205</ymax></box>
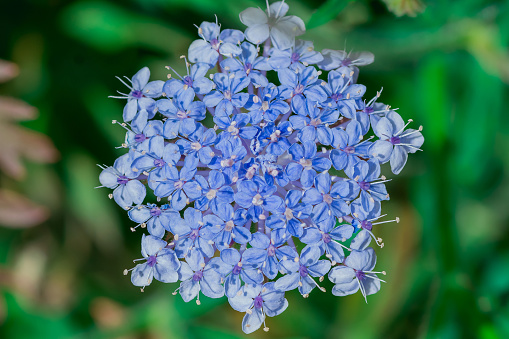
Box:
<box><xmin>331</xmin><ymin>93</ymin><xmax>343</xmax><ymax>102</ymax></box>
<box><xmin>290</xmin><ymin>52</ymin><xmax>300</xmax><ymax>63</ymax></box>
<box><xmin>131</xmin><ymin>90</ymin><xmax>143</xmax><ymax>99</ymax></box>
<box><xmin>358</xmin><ymin>181</ymin><xmax>371</xmax><ymax>191</ymax></box>
<box><xmin>190</xmin><ymin>229</ymin><xmax>199</xmax><ymax>241</ymax></box>
<box><xmin>192</xmin><ymin>270</ymin><xmax>203</xmax><ymax>282</ymax></box>
<box><xmin>341</xmin><ymin>58</ymin><xmax>352</xmax><ymax>67</ymax></box>
<box><xmin>244</xmin><ymin>63</ymin><xmax>253</xmax><ymax>73</ymax></box>
<box><xmin>364</xmin><ymin>106</ymin><xmax>374</xmax><ymax>114</ymax></box>
<box><xmin>183</xmin><ymin>76</ymin><xmax>193</xmax><ymax>87</ymax></box>
<box><xmin>361</xmin><ymin>219</ymin><xmax>373</xmax><ymax>231</ymax></box>
<box><xmin>390</xmin><ymin>136</ymin><xmax>401</xmax><ymax>145</ymax></box>
<box><xmin>355</xmin><ymin>270</ymin><xmax>366</xmax><ymax>281</ymax></box>
<box><xmin>322</xmin><ymin>233</ymin><xmax>332</xmax><ymax>243</ymax></box>
<box><xmin>344</xmin><ymin>145</ymin><xmax>355</xmax><ymax>154</ymax></box>
<box><xmin>294</xmin><ymin>84</ymin><xmax>305</xmax><ymax>94</ymax></box>
<box><xmin>154</xmin><ymin>159</ymin><xmax>165</xmax><ymax>167</ymax></box>
<box><xmin>146</xmin><ymin>255</ymin><xmax>157</xmax><ymax>267</ymax></box>
<box><xmin>299</xmin><ymin>264</ymin><xmax>308</xmax><ymax>277</ymax></box>
<box><xmin>117</xmin><ymin>175</ymin><xmax>129</xmax><ymax>185</ymax></box>
<box><xmin>267</xmin><ymin>244</ymin><xmax>276</xmax><ymax>257</ymax></box>
<box><xmin>134</xmin><ymin>133</ymin><xmax>146</xmax><ymax>143</ymax></box>
<box><xmin>210</xmin><ymin>38</ymin><xmax>220</xmax><ymax>50</ymax></box>
<box><xmin>150</xmin><ymin>207</ymin><xmax>162</xmax><ymax>217</ymax></box>
<box><xmin>232</xmin><ymin>263</ymin><xmax>242</xmax><ymax>275</ymax></box>
<box><xmin>254</xmin><ymin>296</ymin><xmax>264</xmax><ymax>309</ymax></box>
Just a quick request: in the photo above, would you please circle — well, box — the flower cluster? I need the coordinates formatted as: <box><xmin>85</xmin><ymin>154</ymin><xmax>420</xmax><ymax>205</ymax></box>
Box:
<box><xmin>98</xmin><ymin>1</ymin><xmax>424</xmax><ymax>334</ymax></box>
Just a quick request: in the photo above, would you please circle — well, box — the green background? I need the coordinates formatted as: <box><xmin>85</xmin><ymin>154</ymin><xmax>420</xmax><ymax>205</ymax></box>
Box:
<box><xmin>1</xmin><ymin>0</ymin><xmax>508</xmax><ymax>338</ymax></box>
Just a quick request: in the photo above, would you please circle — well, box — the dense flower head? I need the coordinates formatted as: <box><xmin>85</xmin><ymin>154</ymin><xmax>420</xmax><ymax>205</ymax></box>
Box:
<box><xmin>100</xmin><ymin>0</ymin><xmax>424</xmax><ymax>334</ymax></box>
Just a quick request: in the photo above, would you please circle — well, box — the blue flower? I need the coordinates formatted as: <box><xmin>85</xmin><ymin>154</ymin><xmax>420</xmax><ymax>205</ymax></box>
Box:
<box><xmin>328</xmin><ymin>247</ymin><xmax>385</xmax><ymax>302</ymax></box>
<box><xmin>266</xmin><ymin>190</ymin><xmax>312</xmax><ymax>238</ymax></box>
<box><xmin>278</xmin><ymin>66</ymin><xmax>326</xmax><ymax>106</ymax></box>
<box><xmin>268</xmin><ymin>39</ymin><xmax>323</xmax><ymax>71</ymax></box>
<box><xmin>175</xmin><ymin>122</ymin><xmax>217</xmax><ymax>165</ymax></box>
<box><xmin>203</xmin><ymin>71</ymin><xmax>250</xmax><ymax>116</ymax></box>
<box><xmin>330</xmin><ymin>120</ymin><xmax>372</xmax><ymax>171</ymax></box>
<box><xmin>289</xmin><ymin>99</ymin><xmax>335</xmax><ymax>145</ymax></box>
<box><xmin>245</xmin><ymin>84</ymin><xmax>289</xmax><ymax>124</ymax></box>
<box><xmin>234</xmin><ymin>175</ymin><xmax>283</xmax><ymax>221</ymax></box>
<box><xmin>228</xmin><ymin>282</ymin><xmax>288</xmax><ymax>334</ymax></box>
<box><xmin>188</xmin><ymin>21</ymin><xmax>244</xmax><ymax>65</ymax></box>
<box><xmin>254</xmin><ymin>121</ymin><xmax>293</xmax><ymax>156</ymax></box>
<box><xmin>163</xmin><ymin>62</ymin><xmax>214</xmax><ymax>97</ymax></box>
<box><xmin>285</xmin><ymin>141</ymin><xmax>332</xmax><ymax>188</ymax></box>
<box><xmin>122</xmin><ymin>109</ymin><xmax>163</xmax><ymax>152</ymax></box>
<box><xmin>370</xmin><ymin>111</ymin><xmax>424</xmax><ymax>174</ymax></box>
<box><xmin>109</xmin><ymin>67</ymin><xmax>164</xmax><ymax>122</ymax></box>
<box><xmin>221</xmin><ymin>42</ymin><xmax>269</xmax><ymax>87</ymax></box>
<box><xmin>200</xmin><ymin>203</ymin><xmax>250</xmax><ymax>250</ymax></box>
<box><xmin>209</xmin><ymin>248</ymin><xmax>264</xmax><ymax>299</ymax></box>
<box><xmin>183</xmin><ymin>170</ymin><xmax>234</xmax><ymax>214</ymax></box>
<box><xmin>131</xmin><ymin>135</ymin><xmax>181</xmax><ymax>179</ymax></box>
<box><xmin>239</xmin><ymin>1</ymin><xmax>305</xmax><ymax>50</ymax></box>
<box><xmin>128</xmin><ymin>203</ymin><xmax>179</xmax><ymax>238</ymax></box>
<box><xmin>127</xmin><ymin>234</ymin><xmax>180</xmax><ymax>290</ymax></box>
<box><xmin>321</xmin><ymin>69</ymin><xmax>366</xmax><ymax>119</ymax></box>
<box><xmin>214</xmin><ymin>112</ymin><xmax>259</xmax><ymax>143</ymax></box>
<box><xmin>318</xmin><ymin>49</ymin><xmax>374</xmax><ymax>83</ymax></box>
<box><xmin>169</xmin><ymin>207</ymin><xmax>215</xmax><ymax>258</ymax></box>
<box><xmin>98</xmin><ymin>152</ymin><xmax>146</xmax><ymax>209</ymax></box>
<box><xmin>176</xmin><ymin>250</ymin><xmax>224</xmax><ymax>304</ymax></box>
<box><xmin>208</xmin><ymin>138</ymin><xmax>247</xmax><ymax>181</ymax></box>
<box><xmin>275</xmin><ymin>245</ymin><xmax>331</xmax><ymax>296</ymax></box>
<box><xmin>158</xmin><ymin>90</ymin><xmax>206</xmax><ymax>139</ymax></box>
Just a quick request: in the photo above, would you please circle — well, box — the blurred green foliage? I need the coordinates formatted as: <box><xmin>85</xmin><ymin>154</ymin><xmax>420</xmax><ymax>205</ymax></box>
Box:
<box><xmin>1</xmin><ymin>0</ymin><xmax>508</xmax><ymax>338</ymax></box>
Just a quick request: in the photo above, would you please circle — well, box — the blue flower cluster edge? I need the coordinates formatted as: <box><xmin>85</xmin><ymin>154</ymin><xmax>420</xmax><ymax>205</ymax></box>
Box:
<box><xmin>98</xmin><ymin>1</ymin><xmax>424</xmax><ymax>334</ymax></box>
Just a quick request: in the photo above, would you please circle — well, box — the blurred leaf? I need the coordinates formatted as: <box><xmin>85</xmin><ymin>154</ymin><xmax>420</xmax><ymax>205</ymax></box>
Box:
<box><xmin>0</xmin><ymin>189</ymin><xmax>49</xmax><ymax>228</ymax></box>
<box><xmin>382</xmin><ymin>0</ymin><xmax>425</xmax><ymax>17</ymax></box>
<box><xmin>307</xmin><ymin>0</ymin><xmax>354</xmax><ymax>29</ymax></box>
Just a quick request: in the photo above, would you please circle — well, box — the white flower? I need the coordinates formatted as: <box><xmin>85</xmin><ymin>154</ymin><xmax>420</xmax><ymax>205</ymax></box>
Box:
<box><xmin>239</xmin><ymin>1</ymin><xmax>305</xmax><ymax>50</ymax></box>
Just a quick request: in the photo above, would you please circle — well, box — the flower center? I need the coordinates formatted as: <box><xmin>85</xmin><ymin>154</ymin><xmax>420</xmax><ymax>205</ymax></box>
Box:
<box><xmin>225</xmin><ymin>220</ymin><xmax>234</xmax><ymax>232</ymax></box>
<box><xmin>134</xmin><ymin>133</ymin><xmax>146</xmax><ymax>143</ymax></box>
<box><xmin>183</xmin><ymin>76</ymin><xmax>193</xmax><ymax>87</ymax></box>
<box><xmin>131</xmin><ymin>90</ymin><xmax>143</xmax><ymax>99</ymax></box>
<box><xmin>390</xmin><ymin>136</ymin><xmax>401</xmax><ymax>145</ymax></box>
<box><xmin>355</xmin><ymin>270</ymin><xmax>366</xmax><ymax>281</ymax></box>
<box><xmin>331</xmin><ymin>93</ymin><xmax>343</xmax><ymax>102</ymax></box>
<box><xmin>323</xmin><ymin>194</ymin><xmax>333</xmax><ymax>204</ymax></box>
<box><xmin>232</xmin><ymin>263</ymin><xmax>242</xmax><ymax>275</ymax></box>
<box><xmin>254</xmin><ymin>295</ymin><xmax>264</xmax><ymax>309</ymax></box>
<box><xmin>227</xmin><ymin>124</ymin><xmax>239</xmax><ymax>135</ymax></box>
<box><xmin>310</xmin><ymin>118</ymin><xmax>322</xmax><ymax>127</ymax></box>
<box><xmin>291</xmin><ymin>52</ymin><xmax>300</xmax><ymax>63</ymax></box>
<box><xmin>117</xmin><ymin>175</ymin><xmax>129</xmax><ymax>185</ymax></box>
<box><xmin>176</xmin><ymin>110</ymin><xmax>188</xmax><ymax>119</ymax></box>
<box><xmin>154</xmin><ymin>159</ymin><xmax>165</xmax><ymax>167</ymax></box>
<box><xmin>174</xmin><ymin>180</ymin><xmax>184</xmax><ymax>189</ymax></box>
<box><xmin>190</xmin><ymin>229</ymin><xmax>199</xmax><ymax>240</ymax></box>
<box><xmin>358</xmin><ymin>181</ymin><xmax>370</xmax><ymax>191</ymax></box>
<box><xmin>252</xmin><ymin>194</ymin><xmax>264</xmax><ymax>206</ymax></box>
<box><xmin>206</xmin><ymin>189</ymin><xmax>217</xmax><ymax>200</ymax></box>
<box><xmin>299</xmin><ymin>158</ymin><xmax>312</xmax><ymax>168</ymax></box>
<box><xmin>221</xmin><ymin>158</ymin><xmax>234</xmax><ymax>168</ymax></box>
<box><xmin>244</xmin><ymin>63</ymin><xmax>253</xmax><ymax>74</ymax></box>
<box><xmin>146</xmin><ymin>255</ymin><xmax>157</xmax><ymax>267</ymax></box>
<box><xmin>270</xmin><ymin>130</ymin><xmax>281</xmax><ymax>142</ymax></box>
<box><xmin>284</xmin><ymin>208</ymin><xmax>294</xmax><ymax>220</ymax></box>
<box><xmin>150</xmin><ymin>207</ymin><xmax>162</xmax><ymax>217</ymax></box>
<box><xmin>361</xmin><ymin>219</ymin><xmax>373</xmax><ymax>231</ymax></box>
<box><xmin>267</xmin><ymin>244</ymin><xmax>276</xmax><ymax>257</ymax></box>
<box><xmin>344</xmin><ymin>145</ymin><xmax>355</xmax><ymax>154</ymax></box>
<box><xmin>299</xmin><ymin>264</ymin><xmax>308</xmax><ymax>277</ymax></box>
<box><xmin>322</xmin><ymin>233</ymin><xmax>332</xmax><ymax>243</ymax></box>
<box><xmin>341</xmin><ymin>58</ymin><xmax>352</xmax><ymax>67</ymax></box>
<box><xmin>224</xmin><ymin>90</ymin><xmax>232</xmax><ymax>100</ymax></box>
<box><xmin>210</xmin><ymin>38</ymin><xmax>220</xmax><ymax>50</ymax></box>
<box><xmin>294</xmin><ymin>84</ymin><xmax>305</xmax><ymax>94</ymax></box>
<box><xmin>191</xmin><ymin>142</ymin><xmax>202</xmax><ymax>151</ymax></box>
<box><xmin>261</xmin><ymin>101</ymin><xmax>270</xmax><ymax>112</ymax></box>
<box><xmin>192</xmin><ymin>270</ymin><xmax>203</xmax><ymax>281</ymax></box>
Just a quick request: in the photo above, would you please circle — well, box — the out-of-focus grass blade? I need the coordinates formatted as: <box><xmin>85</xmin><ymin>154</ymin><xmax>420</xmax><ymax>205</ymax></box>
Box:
<box><xmin>60</xmin><ymin>1</ymin><xmax>190</xmax><ymax>53</ymax></box>
<box><xmin>307</xmin><ymin>0</ymin><xmax>354</xmax><ymax>30</ymax></box>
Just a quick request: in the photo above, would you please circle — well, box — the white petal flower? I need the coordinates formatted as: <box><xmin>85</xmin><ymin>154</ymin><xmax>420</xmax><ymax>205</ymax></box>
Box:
<box><xmin>239</xmin><ymin>1</ymin><xmax>305</xmax><ymax>50</ymax></box>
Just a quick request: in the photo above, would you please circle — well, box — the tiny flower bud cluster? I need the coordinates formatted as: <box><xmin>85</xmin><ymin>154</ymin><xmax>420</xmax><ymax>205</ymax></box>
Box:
<box><xmin>99</xmin><ymin>1</ymin><xmax>424</xmax><ymax>334</ymax></box>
